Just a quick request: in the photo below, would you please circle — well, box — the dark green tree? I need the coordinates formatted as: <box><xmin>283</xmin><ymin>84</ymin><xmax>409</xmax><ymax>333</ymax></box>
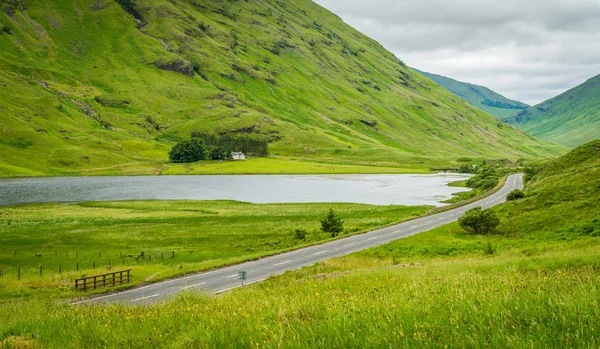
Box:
<box><xmin>208</xmin><ymin>146</ymin><xmax>229</xmax><ymax>160</ymax></box>
<box><xmin>169</xmin><ymin>138</ymin><xmax>207</xmax><ymax>163</ymax></box>
<box><xmin>320</xmin><ymin>209</ymin><xmax>344</xmax><ymax>237</ymax></box>
<box><xmin>458</xmin><ymin>207</ymin><xmax>500</xmax><ymax>235</ymax></box>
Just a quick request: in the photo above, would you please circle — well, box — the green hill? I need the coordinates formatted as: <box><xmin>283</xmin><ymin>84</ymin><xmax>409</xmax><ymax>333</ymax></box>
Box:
<box><xmin>417</xmin><ymin>69</ymin><xmax>530</xmax><ymax>120</ymax></box>
<box><xmin>505</xmin><ymin>75</ymin><xmax>600</xmax><ymax>147</ymax></box>
<box><xmin>0</xmin><ymin>0</ymin><xmax>563</xmax><ymax>177</ymax></box>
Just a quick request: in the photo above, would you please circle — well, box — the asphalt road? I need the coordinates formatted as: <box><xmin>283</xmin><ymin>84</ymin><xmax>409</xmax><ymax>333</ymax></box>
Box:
<box><xmin>75</xmin><ymin>173</ymin><xmax>523</xmax><ymax>306</ymax></box>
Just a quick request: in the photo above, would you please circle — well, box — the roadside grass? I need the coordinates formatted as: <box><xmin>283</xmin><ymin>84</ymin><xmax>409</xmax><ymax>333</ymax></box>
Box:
<box><xmin>1</xmin><ymin>246</ymin><xmax>598</xmax><ymax>348</ymax></box>
<box><xmin>0</xmin><ymin>201</ymin><xmax>428</xmax><ymax>299</ymax></box>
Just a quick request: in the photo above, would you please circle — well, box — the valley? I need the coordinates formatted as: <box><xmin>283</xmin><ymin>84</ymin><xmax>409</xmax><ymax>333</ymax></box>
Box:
<box><xmin>0</xmin><ymin>0</ymin><xmax>598</xmax><ymax>348</ymax></box>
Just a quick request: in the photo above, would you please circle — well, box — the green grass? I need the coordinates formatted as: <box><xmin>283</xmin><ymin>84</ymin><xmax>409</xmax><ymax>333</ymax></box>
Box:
<box><xmin>0</xmin><ymin>0</ymin><xmax>565</xmax><ymax>177</ymax></box>
<box><xmin>0</xmin><ymin>200</ymin><xmax>428</xmax><ymax>299</ymax></box>
<box><xmin>1</xmin><ymin>247</ymin><xmax>598</xmax><ymax>348</ymax></box>
<box><xmin>0</xmin><ymin>144</ymin><xmax>597</xmax><ymax>347</ymax></box>
<box><xmin>417</xmin><ymin>69</ymin><xmax>530</xmax><ymax>120</ymax></box>
<box><xmin>505</xmin><ymin>75</ymin><xmax>600</xmax><ymax>147</ymax></box>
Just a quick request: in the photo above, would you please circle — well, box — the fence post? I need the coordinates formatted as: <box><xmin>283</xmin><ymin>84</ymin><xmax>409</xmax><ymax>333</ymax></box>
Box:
<box><xmin>40</xmin><ymin>265</ymin><xmax>43</xmax><ymax>276</ymax></box>
<box><xmin>149</xmin><ymin>255</ymin><xmax>152</xmax><ymax>262</ymax></box>
<box><xmin>18</xmin><ymin>268</ymin><xmax>20</xmax><ymax>280</ymax></box>
<box><xmin>93</xmin><ymin>261</ymin><xmax>96</xmax><ymax>269</ymax></box>
<box><xmin>59</xmin><ymin>264</ymin><xmax>62</xmax><ymax>274</ymax></box>
<box><xmin>172</xmin><ymin>251</ymin><xmax>175</xmax><ymax>259</ymax></box>
<box><xmin>108</xmin><ymin>259</ymin><xmax>111</xmax><ymax>266</ymax></box>
<box><xmin>77</xmin><ymin>262</ymin><xmax>79</xmax><ymax>271</ymax></box>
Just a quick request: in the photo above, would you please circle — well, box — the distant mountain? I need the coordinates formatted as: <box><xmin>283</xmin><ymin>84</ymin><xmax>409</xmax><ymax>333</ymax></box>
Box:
<box><xmin>417</xmin><ymin>70</ymin><xmax>529</xmax><ymax>120</ymax></box>
<box><xmin>505</xmin><ymin>75</ymin><xmax>600</xmax><ymax>147</ymax></box>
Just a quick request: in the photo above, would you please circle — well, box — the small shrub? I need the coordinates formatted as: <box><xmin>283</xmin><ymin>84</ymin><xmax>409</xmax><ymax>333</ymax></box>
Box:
<box><xmin>1</xmin><ymin>25</ymin><xmax>11</xmax><ymax>34</ymax></box>
<box><xmin>293</xmin><ymin>229</ymin><xmax>307</xmax><ymax>241</ymax></box>
<box><xmin>320</xmin><ymin>209</ymin><xmax>344</xmax><ymax>237</ymax></box>
<box><xmin>458</xmin><ymin>207</ymin><xmax>500</xmax><ymax>235</ymax></box>
<box><xmin>506</xmin><ymin>189</ymin><xmax>525</xmax><ymax>201</ymax></box>
<box><xmin>483</xmin><ymin>241</ymin><xmax>496</xmax><ymax>255</ymax></box>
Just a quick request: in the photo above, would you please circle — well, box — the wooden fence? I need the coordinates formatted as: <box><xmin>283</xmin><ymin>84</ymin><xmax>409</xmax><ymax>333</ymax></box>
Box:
<box><xmin>75</xmin><ymin>269</ymin><xmax>131</xmax><ymax>291</ymax></box>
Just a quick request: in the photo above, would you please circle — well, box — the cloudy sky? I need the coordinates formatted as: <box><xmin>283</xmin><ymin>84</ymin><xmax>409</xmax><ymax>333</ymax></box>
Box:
<box><xmin>313</xmin><ymin>0</ymin><xmax>600</xmax><ymax>105</ymax></box>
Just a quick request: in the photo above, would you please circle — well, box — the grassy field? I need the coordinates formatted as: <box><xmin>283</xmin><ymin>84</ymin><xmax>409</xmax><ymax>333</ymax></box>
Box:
<box><xmin>0</xmin><ymin>200</ymin><xmax>428</xmax><ymax>299</ymax></box>
<box><xmin>21</xmin><ymin>156</ymin><xmax>436</xmax><ymax>178</ymax></box>
<box><xmin>1</xmin><ymin>243</ymin><xmax>598</xmax><ymax>348</ymax></box>
<box><xmin>0</xmin><ymin>0</ymin><xmax>564</xmax><ymax>177</ymax></box>
<box><xmin>1</xmin><ymin>142</ymin><xmax>596</xmax><ymax>348</ymax></box>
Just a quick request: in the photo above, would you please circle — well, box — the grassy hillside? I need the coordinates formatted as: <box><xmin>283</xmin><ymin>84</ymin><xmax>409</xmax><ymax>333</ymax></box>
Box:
<box><xmin>0</xmin><ymin>147</ymin><xmax>597</xmax><ymax>347</ymax></box>
<box><xmin>506</xmin><ymin>75</ymin><xmax>600</xmax><ymax>147</ymax></box>
<box><xmin>0</xmin><ymin>0</ymin><xmax>563</xmax><ymax>177</ymax></box>
<box><xmin>417</xmin><ymin>69</ymin><xmax>530</xmax><ymax>120</ymax></box>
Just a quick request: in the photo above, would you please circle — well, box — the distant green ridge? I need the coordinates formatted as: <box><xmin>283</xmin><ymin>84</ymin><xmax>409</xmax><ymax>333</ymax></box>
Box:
<box><xmin>505</xmin><ymin>75</ymin><xmax>600</xmax><ymax>147</ymax></box>
<box><xmin>417</xmin><ymin>69</ymin><xmax>530</xmax><ymax>120</ymax></box>
<box><xmin>0</xmin><ymin>0</ymin><xmax>563</xmax><ymax>177</ymax></box>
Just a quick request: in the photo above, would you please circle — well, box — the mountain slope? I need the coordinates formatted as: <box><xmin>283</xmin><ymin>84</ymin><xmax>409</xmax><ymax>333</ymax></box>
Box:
<box><xmin>506</xmin><ymin>75</ymin><xmax>600</xmax><ymax>147</ymax></box>
<box><xmin>0</xmin><ymin>0</ymin><xmax>563</xmax><ymax>176</ymax></box>
<box><xmin>417</xmin><ymin>69</ymin><xmax>530</xmax><ymax>120</ymax></box>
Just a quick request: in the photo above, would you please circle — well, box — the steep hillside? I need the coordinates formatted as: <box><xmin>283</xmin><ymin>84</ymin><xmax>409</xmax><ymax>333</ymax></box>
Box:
<box><xmin>0</xmin><ymin>0</ymin><xmax>563</xmax><ymax>176</ymax></box>
<box><xmin>506</xmin><ymin>75</ymin><xmax>600</xmax><ymax>147</ymax></box>
<box><xmin>417</xmin><ymin>69</ymin><xmax>529</xmax><ymax>120</ymax></box>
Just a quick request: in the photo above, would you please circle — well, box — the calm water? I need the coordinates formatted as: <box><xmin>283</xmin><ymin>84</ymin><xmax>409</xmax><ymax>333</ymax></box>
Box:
<box><xmin>0</xmin><ymin>174</ymin><xmax>472</xmax><ymax>207</ymax></box>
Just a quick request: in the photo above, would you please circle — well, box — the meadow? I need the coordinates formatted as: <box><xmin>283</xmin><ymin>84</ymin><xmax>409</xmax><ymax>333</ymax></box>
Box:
<box><xmin>0</xmin><ymin>200</ymin><xmax>428</xmax><ymax>299</ymax></box>
<box><xmin>0</xmin><ymin>142</ymin><xmax>596</xmax><ymax>348</ymax></box>
<box><xmin>1</xmin><ymin>244</ymin><xmax>598</xmax><ymax>348</ymax></box>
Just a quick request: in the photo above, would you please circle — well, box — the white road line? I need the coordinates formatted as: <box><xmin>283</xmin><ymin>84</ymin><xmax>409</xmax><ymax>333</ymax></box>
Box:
<box><xmin>181</xmin><ymin>282</ymin><xmax>206</xmax><ymax>290</ymax></box>
<box><xmin>342</xmin><ymin>243</ymin><xmax>355</xmax><ymax>247</ymax></box>
<box><xmin>131</xmin><ymin>294</ymin><xmax>160</xmax><ymax>303</ymax></box>
<box><xmin>313</xmin><ymin>250</ymin><xmax>328</xmax><ymax>255</ymax></box>
<box><xmin>213</xmin><ymin>278</ymin><xmax>267</xmax><ymax>295</ymax></box>
<box><xmin>226</xmin><ymin>274</ymin><xmax>238</xmax><ymax>278</ymax></box>
<box><xmin>367</xmin><ymin>237</ymin><xmax>378</xmax><ymax>241</ymax></box>
<box><xmin>273</xmin><ymin>260</ymin><xmax>291</xmax><ymax>267</ymax></box>
<box><xmin>411</xmin><ymin>225</ymin><xmax>419</xmax><ymax>228</ymax></box>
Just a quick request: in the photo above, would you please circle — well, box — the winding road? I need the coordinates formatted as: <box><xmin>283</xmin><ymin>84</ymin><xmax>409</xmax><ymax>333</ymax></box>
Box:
<box><xmin>75</xmin><ymin>173</ymin><xmax>523</xmax><ymax>305</ymax></box>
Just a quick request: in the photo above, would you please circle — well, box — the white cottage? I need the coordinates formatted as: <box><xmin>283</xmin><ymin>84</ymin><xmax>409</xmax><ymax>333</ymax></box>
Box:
<box><xmin>231</xmin><ymin>152</ymin><xmax>246</xmax><ymax>160</ymax></box>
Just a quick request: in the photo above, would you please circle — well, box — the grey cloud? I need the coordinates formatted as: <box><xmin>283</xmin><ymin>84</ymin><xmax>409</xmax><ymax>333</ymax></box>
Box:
<box><xmin>314</xmin><ymin>0</ymin><xmax>600</xmax><ymax>105</ymax></box>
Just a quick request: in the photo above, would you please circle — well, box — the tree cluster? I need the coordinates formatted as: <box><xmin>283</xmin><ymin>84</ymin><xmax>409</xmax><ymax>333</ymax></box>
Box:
<box><xmin>191</xmin><ymin>131</ymin><xmax>268</xmax><ymax>157</ymax></box>
<box><xmin>168</xmin><ymin>139</ymin><xmax>207</xmax><ymax>163</ymax></box>
<box><xmin>458</xmin><ymin>207</ymin><xmax>500</xmax><ymax>235</ymax></box>
<box><xmin>466</xmin><ymin>165</ymin><xmax>502</xmax><ymax>191</ymax></box>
